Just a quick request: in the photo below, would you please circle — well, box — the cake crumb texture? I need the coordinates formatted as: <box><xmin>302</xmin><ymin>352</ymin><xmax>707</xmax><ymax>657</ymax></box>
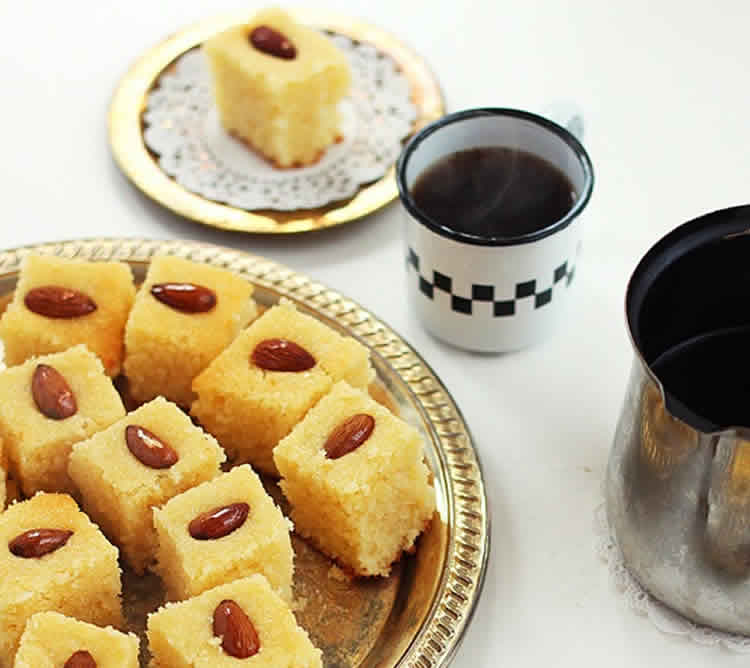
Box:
<box><xmin>147</xmin><ymin>574</ymin><xmax>322</xmax><ymax>667</ymax></box>
<box><xmin>124</xmin><ymin>254</ymin><xmax>257</xmax><ymax>407</ymax></box>
<box><xmin>204</xmin><ymin>7</ymin><xmax>351</xmax><ymax>168</ymax></box>
<box><xmin>192</xmin><ymin>300</ymin><xmax>373</xmax><ymax>475</ymax></box>
<box><xmin>0</xmin><ymin>493</ymin><xmax>122</xmax><ymax>666</ymax></box>
<box><xmin>153</xmin><ymin>465</ymin><xmax>294</xmax><ymax>603</ymax></box>
<box><xmin>14</xmin><ymin>611</ymin><xmax>139</xmax><ymax>668</ymax></box>
<box><xmin>275</xmin><ymin>381</ymin><xmax>436</xmax><ymax>576</ymax></box>
<box><xmin>69</xmin><ymin>397</ymin><xmax>226</xmax><ymax>574</ymax></box>
<box><xmin>0</xmin><ymin>253</ymin><xmax>135</xmax><ymax>376</ymax></box>
<box><xmin>0</xmin><ymin>345</ymin><xmax>125</xmax><ymax>497</ymax></box>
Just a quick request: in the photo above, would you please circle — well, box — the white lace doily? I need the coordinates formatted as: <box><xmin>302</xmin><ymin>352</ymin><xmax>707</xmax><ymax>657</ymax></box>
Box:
<box><xmin>142</xmin><ymin>32</ymin><xmax>417</xmax><ymax>211</ymax></box>
<box><xmin>595</xmin><ymin>502</ymin><xmax>750</xmax><ymax>652</ymax></box>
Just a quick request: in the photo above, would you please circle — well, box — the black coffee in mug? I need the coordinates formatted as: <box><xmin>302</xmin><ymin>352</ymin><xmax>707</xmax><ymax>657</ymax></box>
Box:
<box><xmin>410</xmin><ymin>147</ymin><xmax>576</xmax><ymax>238</ymax></box>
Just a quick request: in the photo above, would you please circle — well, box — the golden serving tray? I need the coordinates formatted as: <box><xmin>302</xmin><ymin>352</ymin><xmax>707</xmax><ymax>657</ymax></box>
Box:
<box><xmin>108</xmin><ymin>10</ymin><xmax>444</xmax><ymax>234</ymax></box>
<box><xmin>0</xmin><ymin>239</ymin><xmax>488</xmax><ymax>667</ymax></box>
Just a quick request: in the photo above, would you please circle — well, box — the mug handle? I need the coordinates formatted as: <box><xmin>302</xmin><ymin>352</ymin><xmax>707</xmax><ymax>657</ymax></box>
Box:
<box><xmin>541</xmin><ymin>101</ymin><xmax>585</xmax><ymax>142</ymax></box>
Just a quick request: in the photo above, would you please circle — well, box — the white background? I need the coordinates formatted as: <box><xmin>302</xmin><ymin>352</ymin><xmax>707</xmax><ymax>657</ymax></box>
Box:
<box><xmin>2</xmin><ymin>0</ymin><xmax>749</xmax><ymax>665</ymax></box>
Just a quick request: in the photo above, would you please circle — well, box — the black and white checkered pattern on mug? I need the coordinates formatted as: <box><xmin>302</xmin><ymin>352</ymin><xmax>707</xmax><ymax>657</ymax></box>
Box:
<box><xmin>407</xmin><ymin>248</ymin><xmax>576</xmax><ymax>317</ymax></box>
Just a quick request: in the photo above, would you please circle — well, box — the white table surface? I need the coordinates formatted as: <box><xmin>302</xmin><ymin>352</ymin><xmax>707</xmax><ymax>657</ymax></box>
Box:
<box><xmin>2</xmin><ymin>0</ymin><xmax>749</xmax><ymax>665</ymax></box>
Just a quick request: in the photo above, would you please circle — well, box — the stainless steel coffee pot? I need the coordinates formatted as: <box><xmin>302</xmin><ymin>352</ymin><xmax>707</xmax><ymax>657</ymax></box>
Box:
<box><xmin>607</xmin><ymin>206</ymin><xmax>750</xmax><ymax>634</ymax></box>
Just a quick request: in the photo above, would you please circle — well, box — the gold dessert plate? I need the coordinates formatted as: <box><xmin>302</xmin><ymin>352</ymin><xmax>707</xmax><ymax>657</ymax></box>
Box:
<box><xmin>0</xmin><ymin>239</ymin><xmax>487</xmax><ymax>667</ymax></box>
<box><xmin>109</xmin><ymin>10</ymin><xmax>444</xmax><ymax>234</ymax></box>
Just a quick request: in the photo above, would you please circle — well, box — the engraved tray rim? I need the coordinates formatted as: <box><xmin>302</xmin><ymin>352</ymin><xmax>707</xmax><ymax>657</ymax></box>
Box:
<box><xmin>107</xmin><ymin>9</ymin><xmax>445</xmax><ymax>235</ymax></box>
<box><xmin>0</xmin><ymin>238</ymin><xmax>489</xmax><ymax>668</ymax></box>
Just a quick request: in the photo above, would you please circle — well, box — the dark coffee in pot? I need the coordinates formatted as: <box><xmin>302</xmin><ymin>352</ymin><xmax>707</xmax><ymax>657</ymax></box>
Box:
<box><xmin>630</xmin><ymin>216</ymin><xmax>750</xmax><ymax>432</ymax></box>
<box><xmin>651</xmin><ymin>327</ymin><xmax>750</xmax><ymax>431</ymax></box>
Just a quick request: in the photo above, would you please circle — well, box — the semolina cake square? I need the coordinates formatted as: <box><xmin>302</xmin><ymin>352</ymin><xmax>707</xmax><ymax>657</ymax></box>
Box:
<box><xmin>68</xmin><ymin>397</ymin><xmax>226</xmax><ymax>575</ymax></box>
<box><xmin>0</xmin><ymin>253</ymin><xmax>135</xmax><ymax>376</ymax></box>
<box><xmin>191</xmin><ymin>300</ymin><xmax>374</xmax><ymax>475</ymax></box>
<box><xmin>147</xmin><ymin>574</ymin><xmax>322</xmax><ymax>668</ymax></box>
<box><xmin>0</xmin><ymin>345</ymin><xmax>125</xmax><ymax>497</ymax></box>
<box><xmin>14</xmin><ymin>611</ymin><xmax>139</xmax><ymax>668</ymax></box>
<box><xmin>0</xmin><ymin>493</ymin><xmax>122</xmax><ymax>666</ymax></box>
<box><xmin>274</xmin><ymin>381</ymin><xmax>436</xmax><ymax>576</ymax></box>
<box><xmin>204</xmin><ymin>7</ymin><xmax>350</xmax><ymax>168</ymax></box>
<box><xmin>123</xmin><ymin>255</ymin><xmax>257</xmax><ymax>408</ymax></box>
<box><xmin>153</xmin><ymin>465</ymin><xmax>294</xmax><ymax>602</ymax></box>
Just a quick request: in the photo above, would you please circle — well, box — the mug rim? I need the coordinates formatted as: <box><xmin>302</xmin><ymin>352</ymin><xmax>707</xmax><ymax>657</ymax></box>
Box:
<box><xmin>396</xmin><ymin>107</ymin><xmax>595</xmax><ymax>247</ymax></box>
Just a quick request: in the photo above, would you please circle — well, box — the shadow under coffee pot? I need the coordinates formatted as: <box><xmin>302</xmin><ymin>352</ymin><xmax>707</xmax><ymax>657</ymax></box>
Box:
<box><xmin>607</xmin><ymin>205</ymin><xmax>750</xmax><ymax>634</ymax></box>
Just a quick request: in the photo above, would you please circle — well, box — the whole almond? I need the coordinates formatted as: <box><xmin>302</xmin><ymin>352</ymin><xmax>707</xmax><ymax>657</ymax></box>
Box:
<box><xmin>9</xmin><ymin>528</ymin><xmax>74</xmax><ymax>558</ymax></box>
<box><xmin>32</xmin><ymin>364</ymin><xmax>77</xmax><ymax>420</ymax></box>
<box><xmin>252</xmin><ymin>338</ymin><xmax>315</xmax><ymax>372</ymax></box>
<box><xmin>125</xmin><ymin>425</ymin><xmax>178</xmax><ymax>469</ymax></box>
<box><xmin>249</xmin><ymin>25</ymin><xmax>297</xmax><ymax>60</ymax></box>
<box><xmin>25</xmin><ymin>286</ymin><xmax>97</xmax><ymax>318</ymax></box>
<box><xmin>188</xmin><ymin>503</ymin><xmax>250</xmax><ymax>540</ymax></box>
<box><xmin>324</xmin><ymin>413</ymin><xmax>376</xmax><ymax>459</ymax></box>
<box><xmin>213</xmin><ymin>599</ymin><xmax>260</xmax><ymax>659</ymax></box>
<box><xmin>151</xmin><ymin>283</ymin><xmax>217</xmax><ymax>313</ymax></box>
<box><xmin>64</xmin><ymin>650</ymin><xmax>97</xmax><ymax>668</ymax></box>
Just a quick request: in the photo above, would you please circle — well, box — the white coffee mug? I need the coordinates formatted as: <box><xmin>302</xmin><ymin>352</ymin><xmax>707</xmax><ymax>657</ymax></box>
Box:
<box><xmin>396</xmin><ymin>107</ymin><xmax>594</xmax><ymax>352</ymax></box>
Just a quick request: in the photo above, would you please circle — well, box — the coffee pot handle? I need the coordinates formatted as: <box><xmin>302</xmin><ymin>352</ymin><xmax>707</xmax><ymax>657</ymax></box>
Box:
<box><xmin>706</xmin><ymin>433</ymin><xmax>750</xmax><ymax>575</ymax></box>
<box><xmin>541</xmin><ymin>101</ymin><xmax>585</xmax><ymax>142</ymax></box>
